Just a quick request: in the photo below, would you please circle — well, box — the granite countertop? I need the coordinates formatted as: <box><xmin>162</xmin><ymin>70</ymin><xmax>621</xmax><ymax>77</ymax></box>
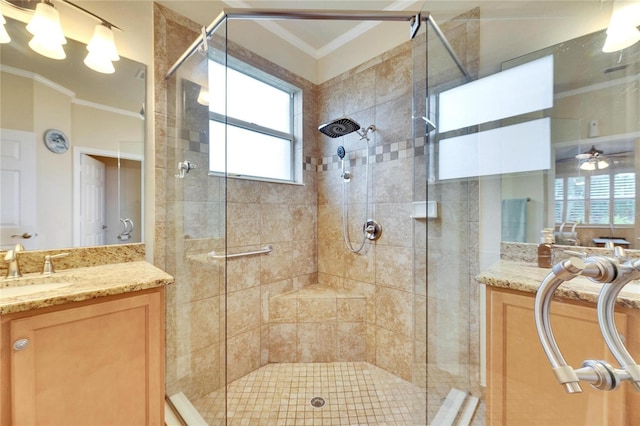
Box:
<box><xmin>0</xmin><ymin>261</ymin><xmax>174</xmax><ymax>315</ymax></box>
<box><xmin>477</xmin><ymin>260</ymin><xmax>640</xmax><ymax>310</ymax></box>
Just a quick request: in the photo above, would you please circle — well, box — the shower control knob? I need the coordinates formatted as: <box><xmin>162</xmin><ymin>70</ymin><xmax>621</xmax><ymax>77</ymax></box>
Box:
<box><xmin>13</xmin><ymin>338</ymin><xmax>29</xmax><ymax>351</ymax></box>
<box><xmin>364</xmin><ymin>219</ymin><xmax>382</xmax><ymax>241</ymax></box>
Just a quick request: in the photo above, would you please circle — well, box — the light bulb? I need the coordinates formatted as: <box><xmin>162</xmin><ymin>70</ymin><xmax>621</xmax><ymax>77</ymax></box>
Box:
<box><xmin>84</xmin><ymin>50</ymin><xmax>115</xmax><ymax>74</ymax></box>
<box><xmin>86</xmin><ymin>23</ymin><xmax>119</xmax><ymax>61</ymax></box>
<box><xmin>26</xmin><ymin>2</ymin><xmax>66</xmax><ymax>59</ymax></box>
<box><xmin>602</xmin><ymin>1</ymin><xmax>640</xmax><ymax>52</ymax></box>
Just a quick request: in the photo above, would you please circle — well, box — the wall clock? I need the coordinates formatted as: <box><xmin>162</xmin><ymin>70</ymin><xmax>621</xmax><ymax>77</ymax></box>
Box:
<box><xmin>44</xmin><ymin>129</ymin><xmax>69</xmax><ymax>154</ymax></box>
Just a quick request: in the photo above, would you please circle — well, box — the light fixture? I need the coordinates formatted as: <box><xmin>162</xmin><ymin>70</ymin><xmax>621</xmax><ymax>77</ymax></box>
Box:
<box><xmin>580</xmin><ymin>158</ymin><xmax>610</xmax><ymax>171</ymax></box>
<box><xmin>2</xmin><ymin>0</ymin><xmax>122</xmax><ymax>72</ymax></box>
<box><xmin>84</xmin><ymin>23</ymin><xmax>120</xmax><ymax>74</ymax></box>
<box><xmin>0</xmin><ymin>10</ymin><xmax>10</xmax><ymax>43</ymax></box>
<box><xmin>577</xmin><ymin>145</ymin><xmax>610</xmax><ymax>170</ymax></box>
<box><xmin>602</xmin><ymin>1</ymin><xmax>640</xmax><ymax>52</ymax></box>
<box><xmin>26</xmin><ymin>1</ymin><xmax>67</xmax><ymax>60</ymax></box>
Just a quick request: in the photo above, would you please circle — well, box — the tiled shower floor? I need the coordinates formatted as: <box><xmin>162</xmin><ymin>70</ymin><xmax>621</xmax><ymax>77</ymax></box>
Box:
<box><xmin>191</xmin><ymin>362</ymin><xmax>483</xmax><ymax>425</ymax></box>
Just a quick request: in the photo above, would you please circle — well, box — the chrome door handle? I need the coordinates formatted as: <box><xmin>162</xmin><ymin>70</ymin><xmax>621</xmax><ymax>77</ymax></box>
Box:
<box><xmin>11</xmin><ymin>233</ymin><xmax>32</xmax><ymax>239</ymax></box>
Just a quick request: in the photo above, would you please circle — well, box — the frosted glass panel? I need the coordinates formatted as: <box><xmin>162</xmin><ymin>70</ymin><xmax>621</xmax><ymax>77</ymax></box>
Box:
<box><xmin>210</xmin><ymin>122</ymin><xmax>292</xmax><ymax>181</ymax></box>
<box><xmin>438</xmin><ymin>118</ymin><xmax>551</xmax><ymax>180</ymax></box>
<box><xmin>438</xmin><ymin>55</ymin><xmax>553</xmax><ymax>132</ymax></box>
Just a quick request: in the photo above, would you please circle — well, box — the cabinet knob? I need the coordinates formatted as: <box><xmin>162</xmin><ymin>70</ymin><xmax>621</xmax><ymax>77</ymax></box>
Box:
<box><xmin>13</xmin><ymin>338</ymin><xmax>29</xmax><ymax>351</ymax></box>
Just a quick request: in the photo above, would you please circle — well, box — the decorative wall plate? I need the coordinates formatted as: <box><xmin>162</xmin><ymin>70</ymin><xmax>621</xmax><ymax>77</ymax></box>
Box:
<box><xmin>44</xmin><ymin>129</ymin><xmax>69</xmax><ymax>154</ymax></box>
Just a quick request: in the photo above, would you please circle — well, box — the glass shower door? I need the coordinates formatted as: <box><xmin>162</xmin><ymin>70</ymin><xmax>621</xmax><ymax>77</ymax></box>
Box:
<box><xmin>163</xmin><ymin>19</ymin><xmax>229</xmax><ymax>425</ymax></box>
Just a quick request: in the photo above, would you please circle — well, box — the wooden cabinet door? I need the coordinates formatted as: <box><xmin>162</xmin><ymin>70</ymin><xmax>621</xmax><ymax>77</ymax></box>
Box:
<box><xmin>9</xmin><ymin>291</ymin><xmax>163</xmax><ymax>425</ymax></box>
<box><xmin>487</xmin><ymin>288</ymin><xmax>628</xmax><ymax>426</ymax></box>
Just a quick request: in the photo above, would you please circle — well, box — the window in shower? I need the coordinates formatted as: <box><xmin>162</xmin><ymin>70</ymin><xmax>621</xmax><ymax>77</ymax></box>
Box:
<box><xmin>207</xmin><ymin>59</ymin><xmax>300</xmax><ymax>182</ymax></box>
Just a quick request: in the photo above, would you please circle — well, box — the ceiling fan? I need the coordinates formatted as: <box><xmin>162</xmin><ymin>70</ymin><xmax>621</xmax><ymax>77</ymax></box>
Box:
<box><xmin>576</xmin><ymin>145</ymin><xmax>609</xmax><ymax>170</ymax></box>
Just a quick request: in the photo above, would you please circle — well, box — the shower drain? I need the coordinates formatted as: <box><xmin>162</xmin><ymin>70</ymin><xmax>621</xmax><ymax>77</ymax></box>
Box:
<box><xmin>310</xmin><ymin>397</ymin><xmax>326</xmax><ymax>408</ymax></box>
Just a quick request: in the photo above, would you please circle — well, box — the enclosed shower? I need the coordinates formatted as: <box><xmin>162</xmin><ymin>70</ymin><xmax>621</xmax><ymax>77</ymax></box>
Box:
<box><xmin>158</xmin><ymin>5</ymin><xmax>478</xmax><ymax>424</ymax></box>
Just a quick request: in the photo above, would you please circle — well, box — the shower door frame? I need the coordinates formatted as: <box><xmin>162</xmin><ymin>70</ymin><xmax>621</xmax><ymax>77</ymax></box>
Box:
<box><xmin>164</xmin><ymin>8</ymin><xmax>473</xmax><ymax>425</ymax></box>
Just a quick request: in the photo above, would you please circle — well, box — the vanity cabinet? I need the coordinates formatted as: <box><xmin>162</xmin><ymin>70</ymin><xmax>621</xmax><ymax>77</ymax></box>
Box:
<box><xmin>0</xmin><ymin>287</ymin><xmax>164</xmax><ymax>425</ymax></box>
<box><xmin>486</xmin><ymin>287</ymin><xmax>640</xmax><ymax>426</ymax></box>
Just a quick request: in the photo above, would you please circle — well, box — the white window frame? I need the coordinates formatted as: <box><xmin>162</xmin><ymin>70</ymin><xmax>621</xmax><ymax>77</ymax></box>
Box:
<box><xmin>555</xmin><ymin>169</ymin><xmax>636</xmax><ymax>226</ymax></box>
<box><xmin>207</xmin><ymin>57</ymin><xmax>300</xmax><ymax>183</ymax></box>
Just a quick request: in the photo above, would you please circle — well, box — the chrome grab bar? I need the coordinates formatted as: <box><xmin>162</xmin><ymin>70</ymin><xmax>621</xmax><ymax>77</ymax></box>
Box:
<box><xmin>207</xmin><ymin>245</ymin><xmax>273</xmax><ymax>260</ymax></box>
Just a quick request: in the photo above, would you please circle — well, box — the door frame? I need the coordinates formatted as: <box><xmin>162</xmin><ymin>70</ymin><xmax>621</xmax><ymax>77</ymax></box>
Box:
<box><xmin>73</xmin><ymin>146</ymin><xmax>144</xmax><ymax>247</ymax></box>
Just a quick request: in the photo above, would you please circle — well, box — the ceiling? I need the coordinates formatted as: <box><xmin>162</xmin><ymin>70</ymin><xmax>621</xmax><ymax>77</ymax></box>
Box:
<box><xmin>155</xmin><ymin>0</ymin><xmax>488</xmax><ymax>59</ymax></box>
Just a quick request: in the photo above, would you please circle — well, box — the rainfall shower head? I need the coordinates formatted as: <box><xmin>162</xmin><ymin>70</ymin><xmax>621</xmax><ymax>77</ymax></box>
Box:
<box><xmin>318</xmin><ymin>117</ymin><xmax>361</xmax><ymax>138</ymax></box>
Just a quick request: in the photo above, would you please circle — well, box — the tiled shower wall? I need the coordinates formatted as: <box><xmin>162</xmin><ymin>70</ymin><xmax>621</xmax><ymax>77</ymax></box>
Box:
<box><xmin>154</xmin><ymin>2</ymin><xmax>481</xmax><ymax>403</ymax></box>
<box><xmin>316</xmin><ymin>39</ymin><xmax>417</xmax><ymax>381</ymax></box>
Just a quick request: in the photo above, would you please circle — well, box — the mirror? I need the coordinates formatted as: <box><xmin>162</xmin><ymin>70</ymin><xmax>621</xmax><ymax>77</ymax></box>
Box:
<box><xmin>0</xmin><ymin>16</ymin><xmax>145</xmax><ymax>250</ymax></box>
<box><xmin>500</xmin><ymin>27</ymin><xmax>640</xmax><ymax>249</ymax></box>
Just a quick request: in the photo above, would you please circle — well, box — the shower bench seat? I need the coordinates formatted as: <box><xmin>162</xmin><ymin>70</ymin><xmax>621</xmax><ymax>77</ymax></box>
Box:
<box><xmin>268</xmin><ymin>284</ymin><xmax>367</xmax><ymax>363</ymax></box>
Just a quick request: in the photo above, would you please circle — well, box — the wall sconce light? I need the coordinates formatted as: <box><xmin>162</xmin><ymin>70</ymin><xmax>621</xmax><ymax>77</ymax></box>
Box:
<box><xmin>0</xmin><ymin>10</ymin><xmax>11</xmax><ymax>43</ymax></box>
<box><xmin>602</xmin><ymin>1</ymin><xmax>640</xmax><ymax>52</ymax></box>
<box><xmin>26</xmin><ymin>0</ymin><xmax>66</xmax><ymax>59</ymax></box>
<box><xmin>1</xmin><ymin>0</ymin><xmax>122</xmax><ymax>72</ymax></box>
<box><xmin>84</xmin><ymin>22</ymin><xmax>120</xmax><ymax>74</ymax></box>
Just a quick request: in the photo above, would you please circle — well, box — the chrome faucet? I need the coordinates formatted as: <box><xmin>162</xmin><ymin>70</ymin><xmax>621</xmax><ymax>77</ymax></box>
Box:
<box><xmin>4</xmin><ymin>243</ymin><xmax>25</xmax><ymax>279</ymax></box>
<box><xmin>534</xmin><ymin>252</ymin><xmax>640</xmax><ymax>394</ymax></box>
<box><xmin>42</xmin><ymin>253</ymin><xmax>69</xmax><ymax>275</ymax></box>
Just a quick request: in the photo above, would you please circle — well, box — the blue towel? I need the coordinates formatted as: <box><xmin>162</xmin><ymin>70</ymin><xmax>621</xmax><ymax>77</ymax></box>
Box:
<box><xmin>502</xmin><ymin>198</ymin><xmax>528</xmax><ymax>242</ymax></box>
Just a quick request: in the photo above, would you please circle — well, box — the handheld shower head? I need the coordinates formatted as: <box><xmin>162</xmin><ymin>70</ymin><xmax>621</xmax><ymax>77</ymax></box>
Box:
<box><xmin>337</xmin><ymin>146</ymin><xmax>346</xmax><ymax>159</ymax></box>
<box><xmin>318</xmin><ymin>117</ymin><xmax>361</xmax><ymax>138</ymax></box>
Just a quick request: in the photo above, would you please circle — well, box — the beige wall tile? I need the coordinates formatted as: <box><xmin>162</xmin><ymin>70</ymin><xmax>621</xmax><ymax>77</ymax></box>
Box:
<box><xmin>260</xmin><ymin>241</ymin><xmax>294</xmax><ymax>284</ymax></box>
<box><xmin>375</xmin><ymin>203</ymin><xmax>413</xmax><ymax>248</ymax></box>
<box><xmin>375</xmin><ymin>245</ymin><xmax>414</xmax><ymax>292</ymax></box>
<box><xmin>189</xmin><ymin>297</ymin><xmax>221</xmax><ymax>351</ymax></box>
<box><xmin>344</xmin><ymin>244</ymin><xmax>375</xmax><ymax>283</ymax></box>
<box><xmin>375</xmin><ymin>286</ymin><xmax>412</xmax><ymax>337</ymax></box>
<box><xmin>226</xmin><ymin>252</ymin><xmax>261</xmax><ymax>293</ymax></box>
<box><xmin>297</xmin><ymin>323</ymin><xmax>336</xmax><ymax>362</ymax></box>
<box><xmin>262</xmin><ymin>279</ymin><xmax>294</xmax><ymax>324</ymax></box>
<box><xmin>337</xmin><ymin>298</ymin><xmax>366</xmax><ymax>322</ymax></box>
<box><xmin>337</xmin><ymin>322</ymin><xmax>366</xmax><ymax>361</ymax></box>
<box><xmin>297</xmin><ymin>297</ymin><xmax>336</xmax><ymax>322</ymax></box>
<box><xmin>227</xmin><ymin>202</ymin><xmax>261</xmax><ymax>247</ymax></box>
<box><xmin>227</xmin><ymin>329</ymin><xmax>261</xmax><ymax>383</ymax></box>
<box><xmin>269</xmin><ymin>296</ymin><xmax>297</xmax><ymax>324</ymax></box>
<box><xmin>269</xmin><ymin>323</ymin><xmax>297</xmax><ymax>363</ymax></box>
<box><xmin>376</xmin><ymin>327</ymin><xmax>412</xmax><ymax>381</ymax></box>
<box><xmin>227</xmin><ymin>287</ymin><xmax>261</xmax><ymax>337</ymax></box>
<box><xmin>261</xmin><ymin>204</ymin><xmax>293</xmax><ymax>243</ymax></box>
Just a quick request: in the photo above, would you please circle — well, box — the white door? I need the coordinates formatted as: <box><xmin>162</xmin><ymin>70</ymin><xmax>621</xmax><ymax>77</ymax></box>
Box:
<box><xmin>0</xmin><ymin>129</ymin><xmax>37</xmax><ymax>250</ymax></box>
<box><xmin>80</xmin><ymin>154</ymin><xmax>106</xmax><ymax>246</ymax></box>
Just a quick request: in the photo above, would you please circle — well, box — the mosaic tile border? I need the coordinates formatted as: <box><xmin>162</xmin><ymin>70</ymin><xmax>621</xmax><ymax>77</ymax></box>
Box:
<box><xmin>307</xmin><ymin>137</ymin><xmax>426</xmax><ymax>172</ymax></box>
<box><xmin>174</xmin><ymin>126</ymin><xmax>426</xmax><ymax>173</ymax></box>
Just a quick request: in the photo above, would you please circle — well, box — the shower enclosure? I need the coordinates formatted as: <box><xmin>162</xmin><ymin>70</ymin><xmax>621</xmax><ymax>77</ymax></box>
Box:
<box><xmin>159</xmin><ymin>6</ymin><xmax>477</xmax><ymax>424</ymax></box>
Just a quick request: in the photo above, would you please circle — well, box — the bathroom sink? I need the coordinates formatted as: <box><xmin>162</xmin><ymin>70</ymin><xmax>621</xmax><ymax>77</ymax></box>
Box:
<box><xmin>0</xmin><ymin>282</ymin><xmax>72</xmax><ymax>298</ymax></box>
<box><xmin>0</xmin><ymin>274</ymin><xmax>77</xmax><ymax>299</ymax></box>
